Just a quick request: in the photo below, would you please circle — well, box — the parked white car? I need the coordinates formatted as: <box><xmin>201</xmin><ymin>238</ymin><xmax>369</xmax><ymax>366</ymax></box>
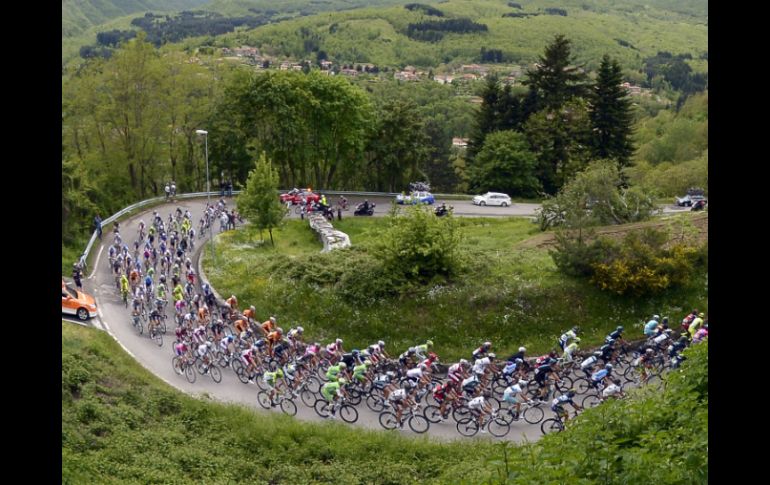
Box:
<box><xmin>472</xmin><ymin>192</ymin><xmax>512</xmax><ymax>207</ymax></box>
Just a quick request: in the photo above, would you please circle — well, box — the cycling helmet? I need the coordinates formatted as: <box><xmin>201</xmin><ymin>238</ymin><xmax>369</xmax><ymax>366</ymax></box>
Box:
<box><xmin>206</xmin><ymin>341</ymin><xmax>213</xmax><ymax>348</ymax></box>
<box><xmin>518</xmin><ymin>346</ymin><xmax>526</xmax><ymax>352</ymax></box>
<box><xmin>408</xmin><ymin>347</ymin><xmax>416</xmax><ymax>354</ymax></box>
<box><xmin>459</xmin><ymin>359</ymin><xmax>469</xmax><ymax>365</ymax></box>
<box><xmin>426</xmin><ymin>340</ymin><xmax>434</xmax><ymax>347</ymax></box>
<box><xmin>276</xmin><ymin>327</ymin><xmax>283</xmax><ymax>334</ymax></box>
<box><xmin>567</xmin><ymin>390</ymin><xmax>576</xmax><ymax>398</ymax></box>
<box><xmin>352</xmin><ymin>349</ymin><xmax>360</xmax><ymax>355</ymax></box>
<box><xmin>270</xmin><ymin>316</ymin><xmax>277</xmax><ymax>322</ymax></box>
<box><xmin>652</xmin><ymin>315</ymin><xmax>660</xmax><ymax>320</ymax></box>
<box><xmin>646</xmin><ymin>348</ymin><xmax>655</xmax><ymax>354</ymax></box>
<box><xmin>336</xmin><ymin>338</ymin><xmax>343</xmax><ymax>345</ymax></box>
<box><xmin>488</xmin><ymin>353</ymin><xmax>496</xmax><ymax>359</ymax></box>
<box><xmin>226</xmin><ymin>335</ymin><xmax>234</xmax><ymax>343</ymax></box>
<box><xmin>698</xmin><ymin>312</ymin><xmax>705</xmax><ymax>318</ymax></box>
<box><xmin>378</xmin><ymin>340</ymin><xmax>385</xmax><ymax>347</ymax></box>
<box><xmin>338</xmin><ymin>362</ymin><xmax>347</xmax><ymax>369</ymax></box>
<box><xmin>483</xmin><ymin>341</ymin><xmax>492</xmax><ymax>348</ymax></box>
<box><xmin>250</xmin><ymin>305</ymin><xmax>255</xmax><ymax>312</ymax></box>
<box><xmin>678</xmin><ymin>336</ymin><xmax>688</xmax><ymax>343</ymax></box>
<box><xmin>605</xmin><ymin>363</ymin><xmax>613</xmax><ymax>370</ymax></box>
<box><xmin>338</xmin><ymin>378</ymin><xmax>348</xmax><ymax>384</ymax></box>
<box><xmin>296</xmin><ymin>326</ymin><xmax>304</xmax><ymax>333</ymax></box>
<box><xmin>275</xmin><ymin>369</ymin><xmax>284</xmax><ymax>378</ymax></box>
<box><xmin>616</xmin><ymin>326</ymin><xmax>624</xmax><ymax>332</ymax></box>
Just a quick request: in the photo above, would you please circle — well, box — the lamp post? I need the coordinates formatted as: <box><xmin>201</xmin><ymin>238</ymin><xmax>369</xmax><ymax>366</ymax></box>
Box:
<box><xmin>195</xmin><ymin>129</ymin><xmax>215</xmax><ymax>261</ymax></box>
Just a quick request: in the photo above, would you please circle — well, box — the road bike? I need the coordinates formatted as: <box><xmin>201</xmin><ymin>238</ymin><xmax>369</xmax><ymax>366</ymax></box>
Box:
<box><xmin>378</xmin><ymin>404</ymin><xmax>430</xmax><ymax>434</ymax></box>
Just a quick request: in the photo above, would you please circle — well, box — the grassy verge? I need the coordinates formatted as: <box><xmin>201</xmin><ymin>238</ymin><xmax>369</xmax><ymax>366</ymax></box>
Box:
<box><xmin>203</xmin><ymin>216</ymin><xmax>708</xmax><ymax>361</ymax></box>
<box><xmin>61</xmin><ymin>323</ymin><xmax>493</xmax><ymax>484</ymax></box>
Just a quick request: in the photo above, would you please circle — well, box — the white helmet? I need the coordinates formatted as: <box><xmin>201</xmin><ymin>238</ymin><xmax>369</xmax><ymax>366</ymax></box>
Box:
<box><xmin>518</xmin><ymin>379</ymin><xmax>529</xmax><ymax>386</ymax></box>
<box><xmin>518</xmin><ymin>346</ymin><xmax>526</xmax><ymax>352</ymax></box>
<box><xmin>459</xmin><ymin>359</ymin><xmax>469</xmax><ymax>366</ymax></box>
<box><xmin>378</xmin><ymin>340</ymin><xmax>385</xmax><ymax>347</ymax></box>
<box><xmin>297</xmin><ymin>326</ymin><xmax>304</xmax><ymax>333</ymax></box>
<box><xmin>336</xmin><ymin>338</ymin><xmax>343</xmax><ymax>344</ymax></box>
<box><xmin>653</xmin><ymin>314</ymin><xmax>660</xmax><ymax>320</ymax></box>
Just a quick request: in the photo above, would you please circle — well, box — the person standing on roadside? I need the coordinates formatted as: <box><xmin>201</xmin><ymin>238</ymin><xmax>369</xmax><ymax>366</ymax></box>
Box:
<box><xmin>94</xmin><ymin>214</ymin><xmax>102</xmax><ymax>240</ymax></box>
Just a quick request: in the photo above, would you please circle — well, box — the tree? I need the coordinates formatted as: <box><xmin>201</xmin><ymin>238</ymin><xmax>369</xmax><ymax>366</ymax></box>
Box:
<box><xmin>237</xmin><ymin>153</ymin><xmax>287</xmax><ymax>246</ymax></box>
<box><xmin>590</xmin><ymin>55</ymin><xmax>635</xmax><ymax>170</ymax></box>
<box><xmin>469</xmin><ymin>131</ymin><xmax>541</xmax><ymax>197</ymax></box>
<box><xmin>524</xmin><ymin>35</ymin><xmax>587</xmax><ymax>111</ymax></box>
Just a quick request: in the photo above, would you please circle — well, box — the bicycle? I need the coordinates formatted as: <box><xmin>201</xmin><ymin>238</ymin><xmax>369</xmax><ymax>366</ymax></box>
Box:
<box><xmin>171</xmin><ymin>355</ymin><xmax>197</xmax><ymax>383</ymax></box>
<box><xmin>498</xmin><ymin>399</ymin><xmax>545</xmax><ymax>425</ymax></box>
<box><xmin>456</xmin><ymin>410</ymin><xmax>510</xmax><ymax>438</ymax></box>
<box><xmin>313</xmin><ymin>397</ymin><xmax>359</xmax><ymax>423</ymax></box>
<box><xmin>379</xmin><ymin>404</ymin><xmax>430</xmax><ymax>433</ymax></box>
<box><xmin>148</xmin><ymin>323</ymin><xmax>163</xmax><ymax>347</ymax></box>
<box><xmin>540</xmin><ymin>413</ymin><xmax>566</xmax><ymax>435</ymax></box>
<box><xmin>195</xmin><ymin>358</ymin><xmax>222</xmax><ymax>383</ymax></box>
<box><xmin>257</xmin><ymin>390</ymin><xmax>297</xmax><ymax>416</ymax></box>
<box><xmin>131</xmin><ymin>313</ymin><xmax>144</xmax><ymax>335</ymax></box>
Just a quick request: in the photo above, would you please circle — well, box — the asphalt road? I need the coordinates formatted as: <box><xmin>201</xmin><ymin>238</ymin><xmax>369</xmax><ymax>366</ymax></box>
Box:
<box><xmin>78</xmin><ymin>196</ymin><xmax>678</xmax><ymax>443</ymax></box>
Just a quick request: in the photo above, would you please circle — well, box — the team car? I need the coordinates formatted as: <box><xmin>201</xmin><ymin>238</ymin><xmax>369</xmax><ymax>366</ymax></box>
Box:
<box><xmin>396</xmin><ymin>191</ymin><xmax>435</xmax><ymax>205</ymax></box>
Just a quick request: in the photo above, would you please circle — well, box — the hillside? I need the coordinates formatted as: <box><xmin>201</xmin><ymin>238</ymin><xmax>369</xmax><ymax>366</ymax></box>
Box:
<box><xmin>205</xmin><ymin>0</ymin><xmax>707</xmax><ymax>72</ymax></box>
<box><xmin>62</xmin><ymin>0</ymin><xmax>211</xmax><ymax>38</ymax></box>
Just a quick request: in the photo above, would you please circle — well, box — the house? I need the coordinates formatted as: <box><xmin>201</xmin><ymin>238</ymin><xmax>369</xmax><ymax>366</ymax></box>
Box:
<box><xmin>461</xmin><ymin>64</ymin><xmax>488</xmax><ymax>75</ymax></box>
<box><xmin>459</xmin><ymin>73</ymin><xmax>479</xmax><ymax>81</ymax></box>
<box><xmin>621</xmin><ymin>82</ymin><xmax>642</xmax><ymax>96</ymax></box>
<box><xmin>403</xmin><ymin>65</ymin><xmax>417</xmax><ymax>73</ymax></box>
<box><xmin>340</xmin><ymin>68</ymin><xmax>359</xmax><ymax>76</ymax></box>
<box><xmin>467</xmin><ymin>96</ymin><xmax>483</xmax><ymax>104</ymax></box>
<box><xmin>320</xmin><ymin>60</ymin><xmax>333</xmax><ymax>70</ymax></box>
<box><xmin>434</xmin><ymin>75</ymin><xmax>455</xmax><ymax>84</ymax></box>
<box><xmin>452</xmin><ymin>137</ymin><xmax>469</xmax><ymax>148</ymax></box>
<box><xmin>394</xmin><ymin>71</ymin><xmax>419</xmax><ymax>81</ymax></box>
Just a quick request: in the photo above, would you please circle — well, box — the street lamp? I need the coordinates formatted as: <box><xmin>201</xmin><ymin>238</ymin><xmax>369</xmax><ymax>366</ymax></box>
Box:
<box><xmin>196</xmin><ymin>129</ymin><xmax>215</xmax><ymax>261</ymax></box>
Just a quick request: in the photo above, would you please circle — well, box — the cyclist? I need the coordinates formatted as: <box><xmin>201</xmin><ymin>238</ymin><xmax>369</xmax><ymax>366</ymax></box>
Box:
<box><xmin>273</xmin><ymin>337</ymin><xmax>291</xmax><ymax>365</ymax></box>
<box><xmin>324</xmin><ymin>338</ymin><xmax>344</xmax><ymax>361</ymax></box>
<box><xmin>119</xmin><ymin>273</ymin><xmax>129</xmax><ymax>301</ymax></box>
<box><xmin>551</xmin><ymin>390</ymin><xmax>582</xmax><ymax>424</ymax></box>
<box><xmin>507</xmin><ymin>346</ymin><xmax>526</xmax><ymax>363</ymax></box>
<box><xmin>241</xmin><ymin>346</ymin><xmax>260</xmax><ymax>382</ymax></box>
<box><xmin>260</xmin><ymin>316</ymin><xmax>277</xmax><ymax>336</ymax></box>
<box><xmin>326</xmin><ymin>361</ymin><xmax>348</xmax><ymax>383</ymax></box>
<box><xmin>558</xmin><ymin>327</ymin><xmax>580</xmax><ymax>351</ymax></box>
<box><xmin>196</xmin><ymin>341</ymin><xmax>214</xmax><ymax>373</ymax></box>
<box><xmin>172</xmin><ymin>282</ymin><xmax>184</xmax><ymax>302</ymax></box>
<box><xmin>688</xmin><ymin>312</ymin><xmax>705</xmax><ymax>338</ymax></box>
<box><xmin>234</xmin><ymin>318</ymin><xmax>250</xmax><ymax>338</ymax></box>
<box><xmin>432</xmin><ymin>381</ymin><xmax>459</xmax><ymax>421</ymax></box>
<box><xmin>414</xmin><ymin>340</ymin><xmax>434</xmax><ymax>361</ymax></box>
<box><xmin>692</xmin><ymin>323</ymin><xmax>708</xmax><ymax>344</ymax></box>
<box><xmin>590</xmin><ymin>363</ymin><xmax>613</xmax><ymax>392</ymax></box>
<box><xmin>606</xmin><ymin>326</ymin><xmax>625</xmax><ymax>343</ymax></box>
<box><xmin>405</xmin><ymin>364</ymin><xmax>432</xmax><ymax>402</ymax></box>
<box><xmin>503</xmin><ymin>380</ymin><xmax>531</xmax><ymax>420</ymax></box>
<box><xmin>398</xmin><ymin>347</ymin><xmax>419</xmax><ymax>370</ymax></box>
<box><xmin>226</xmin><ymin>295</ymin><xmax>238</xmax><ymax>312</ymax></box>
<box><xmin>602</xmin><ymin>379</ymin><xmax>625</xmax><ymax>400</ymax></box>
<box><xmin>680</xmin><ymin>310</ymin><xmax>699</xmax><ymax>333</ymax></box>
<box><xmin>472</xmin><ymin>353</ymin><xmax>498</xmax><ymax>387</ymax></box>
<box><xmin>467</xmin><ymin>395</ymin><xmax>495</xmax><ymax>432</ymax></box>
<box><xmin>263</xmin><ymin>368</ymin><xmax>286</xmax><ymax>405</ymax></box>
<box><xmin>533</xmin><ymin>358</ymin><xmax>560</xmax><ymax>401</ymax></box>
<box><xmin>386</xmin><ymin>385</ymin><xmax>417</xmax><ymax>428</ymax></box>
<box><xmin>562</xmin><ymin>337</ymin><xmax>581</xmax><ymax>363</ymax></box>
<box><xmin>447</xmin><ymin>359</ymin><xmax>469</xmax><ymax>385</ymax></box>
<box><xmin>472</xmin><ymin>341</ymin><xmax>492</xmax><ymax>361</ymax></box>
<box><xmin>644</xmin><ymin>315</ymin><xmax>660</xmax><ymax>336</ymax></box>
<box><xmin>287</xmin><ymin>326</ymin><xmax>304</xmax><ymax>349</ymax></box>
<box><xmin>461</xmin><ymin>374</ymin><xmax>482</xmax><ymax>398</ymax></box>
<box><xmin>352</xmin><ymin>360</ymin><xmax>371</xmax><ymax>387</ymax></box>
<box><xmin>321</xmin><ymin>378</ymin><xmax>348</xmax><ymax>419</ymax></box>
<box><xmin>243</xmin><ymin>305</ymin><xmax>256</xmax><ymax>323</ymax></box>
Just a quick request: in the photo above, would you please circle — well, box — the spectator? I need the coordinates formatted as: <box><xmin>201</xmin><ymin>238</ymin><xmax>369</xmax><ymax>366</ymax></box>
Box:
<box><xmin>227</xmin><ymin>180</ymin><xmax>233</xmax><ymax>197</ymax></box>
<box><xmin>72</xmin><ymin>263</ymin><xmax>83</xmax><ymax>291</ymax></box>
<box><xmin>220</xmin><ymin>180</ymin><xmax>226</xmax><ymax>197</ymax></box>
<box><xmin>165</xmin><ymin>183</ymin><xmax>171</xmax><ymax>200</ymax></box>
<box><xmin>228</xmin><ymin>210</ymin><xmax>235</xmax><ymax>230</ymax></box>
<box><xmin>94</xmin><ymin>214</ymin><xmax>102</xmax><ymax>240</ymax></box>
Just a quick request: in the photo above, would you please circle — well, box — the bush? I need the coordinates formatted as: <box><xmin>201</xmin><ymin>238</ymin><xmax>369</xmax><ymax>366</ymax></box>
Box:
<box><xmin>378</xmin><ymin>206</ymin><xmax>462</xmax><ymax>283</ymax></box>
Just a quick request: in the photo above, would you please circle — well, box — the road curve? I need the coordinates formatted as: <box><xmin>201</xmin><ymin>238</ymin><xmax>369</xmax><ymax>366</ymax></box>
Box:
<box><xmin>84</xmin><ymin>195</ymin><xmax>680</xmax><ymax>443</ymax></box>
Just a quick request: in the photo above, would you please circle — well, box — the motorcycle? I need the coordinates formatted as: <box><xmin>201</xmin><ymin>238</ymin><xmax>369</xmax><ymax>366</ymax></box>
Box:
<box><xmin>434</xmin><ymin>205</ymin><xmax>453</xmax><ymax>217</ymax></box>
<box><xmin>354</xmin><ymin>202</ymin><xmax>375</xmax><ymax>216</ymax></box>
<box><xmin>691</xmin><ymin>199</ymin><xmax>707</xmax><ymax>211</ymax></box>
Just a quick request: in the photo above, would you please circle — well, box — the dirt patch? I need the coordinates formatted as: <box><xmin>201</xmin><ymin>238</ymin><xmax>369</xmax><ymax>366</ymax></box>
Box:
<box><xmin>515</xmin><ymin>213</ymin><xmax>708</xmax><ymax>250</ymax></box>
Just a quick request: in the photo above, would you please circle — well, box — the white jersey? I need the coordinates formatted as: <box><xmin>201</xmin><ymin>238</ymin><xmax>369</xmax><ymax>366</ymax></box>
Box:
<box><xmin>503</xmin><ymin>385</ymin><xmax>523</xmax><ymax>401</ymax></box>
<box><xmin>461</xmin><ymin>376</ymin><xmax>478</xmax><ymax>388</ymax></box>
<box><xmin>653</xmin><ymin>334</ymin><xmax>669</xmax><ymax>345</ymax></box>
<box><xmin>580</xmin><ymin>356</ymin><xmax>598</xmax><ymax>370</ymax></box>
<box><xmin>406</xmin><ymin>368</ymin><xmax>423</xmax><ymax>380</ymax></box>
<box><xmin>197</xmin><ymin>344</ymin><xmax>209</xmax><ymax>357</ymax></box>
<box><xmin>468</xmin><ymin>396</ymin><xmax>485</xmax><ymax>409</ymax></box>
<box><xmin>389</xmin><ymin>389</ymin><xmax>406</xmax><ymax>401</ymax></box>
<box><xmin>602</xmin><ymin>384</ymin><xmax>622</xmax><ymax>398</ymax></box>
<box><xmin>473</xmin><ymin>357</ymin><xmax>491</xmax><ymax>374</ymax></box>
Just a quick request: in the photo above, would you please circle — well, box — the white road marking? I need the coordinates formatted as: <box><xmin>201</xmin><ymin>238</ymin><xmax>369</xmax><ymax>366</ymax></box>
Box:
<box><xmin>62</xmin><ymin>318</ymin><xmax>89</xmax><ymax>327</ymax></box>
<box><xmin>88</xmin><ymin>244</ymin><xmax>104</xmax><ymax>279</ymax></box>
<box><xmin>92</xmin><ymin>318</ymin><xmax>105</xmax><ymax>331</ymax></box>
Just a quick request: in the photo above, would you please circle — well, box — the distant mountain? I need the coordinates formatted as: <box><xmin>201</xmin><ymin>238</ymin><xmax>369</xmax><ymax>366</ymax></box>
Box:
<box><xmin>62</xmin><ymin>0</ymin><xmax>212</xmax><ymax>37</ymax></box>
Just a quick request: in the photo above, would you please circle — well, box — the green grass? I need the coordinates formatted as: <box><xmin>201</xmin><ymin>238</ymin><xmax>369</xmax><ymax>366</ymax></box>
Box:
<box><xmin>61</xmin><ymin>322</ymin><xmax>494</xmax><ymax>483</ymax></box>
<box><xmin>203</xmin><ymin>216</ymin><xmax>708</xmax><ymax>361</ymax></box>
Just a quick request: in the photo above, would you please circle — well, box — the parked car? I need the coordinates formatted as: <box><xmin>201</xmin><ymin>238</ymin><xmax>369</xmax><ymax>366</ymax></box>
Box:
<box><xmin>396</xmin><ymin>191</ymin><xmax>435</xmax><ymax>205</ymax></box>
<box><xmin>674</xmin><ymin>188</ymin><xmax>706</xmax><ymax>207</ymax></box>
<box><xmin>62</xmin><ymin>280</ymin><xmax>97</xmax><ymax>321</ymax></box>
<box><xmin>280</xmin><ymin>188</ymin><xmax>320</xmax><ymax>205</ymax></box>
<box><xmin>472</xmin><ymin>192</ymin><xmax>512</xmax><ymax>207</ymax></box>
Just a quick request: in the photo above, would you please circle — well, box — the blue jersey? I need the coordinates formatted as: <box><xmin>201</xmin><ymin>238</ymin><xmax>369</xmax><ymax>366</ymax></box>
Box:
<box><xmin>644</xmin><ymin>320</ymin><xmax>658</xmax><ymax>336</ymax></box>
<box><xmin>591</xmin><ymin>369</ymin><xmax>609</xmax><ymax>382</ymax></box>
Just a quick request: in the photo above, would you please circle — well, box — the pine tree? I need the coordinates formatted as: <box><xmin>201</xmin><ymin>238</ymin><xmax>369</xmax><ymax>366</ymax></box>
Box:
<box><xmin>590</xmin><ymin>55</ymin><xmax>635</xmax><ymax>169</ymax></box>
<box><xmin>237</xmin><ymin>153</ymin><xmax>287</xmax><ymax>246</ymax></box>
<box><xmin>524</xmin><ymin>35</ymin><xmax>587</xmax><ymax>111</ymax></box>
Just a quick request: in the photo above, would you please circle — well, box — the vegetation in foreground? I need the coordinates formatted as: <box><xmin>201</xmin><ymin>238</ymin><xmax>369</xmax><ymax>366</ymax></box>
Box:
<box><xmin>203</xmin><ymin>214</ymin><xmax>707</xmax><ymax>361</ymax></box>
<box><xmin>62</xmin><ymin>322</ymin><xmax>708</xmax><ymax>484</ymax></box>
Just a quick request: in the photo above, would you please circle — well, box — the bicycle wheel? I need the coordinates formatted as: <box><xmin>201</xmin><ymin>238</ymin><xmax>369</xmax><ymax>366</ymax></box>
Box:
<box><xmin>255</xmin><ymin>374</ymin><xmax>269</xmax><ymax>391</ymax></box>
<box><xmin>488</xmin><ymin>418</ymin><xmax>511</xmax><ymax>438</ymax></box>
<box><xmin>209</xmin><ymin>365</ymin><xmax>222</xmax><ymax>383</ymax></box>
<box><xmin>184</xmin><ymin>364</ymin><xmax>197</xmax><ymax>384</ymax></box>
<box><xmin>453</xmin><ymin>405</ymin><xmax>471</xmax><ymax>423</ymax></box>
<box><xmin>456</xmin><ymin>418</ymin><xmax>479</xmax><ymax>437</ymax></box>
<box><xmin>280</xmin><ymin>399</ymin><xmax>298</xmax><ymax>416</ymax></box>
<box><xmin>152</xmin><ymin>329</ymin><xmax>163</xmax><ymax>347</ymax></box>
<box><xmin>582</xmin><ymin>394</ymin><xmax>601</xmax><ymax>409</ymax></box>
<box><xmin>574</xmin><ymin>377</ymin><xmax>592</xmax><ymax>395</ymax></box>
<box><xmin>623</xmin><ymin>366</ymin><xmax>640</xmax><ymax>385</ymax></box>
<box><xmin>171</xmin><ymin>356</ymin><xmax>183</xmax><ymax>375</ymax></box>
<box><xmin>133</xmin><ymin>319</ymin><xmax>143</xmax><ymax>335</ymax></box>
<box><xmin>378</xmin><ymin>412</ymin><xmax>398</xmax><ymax>430</ymax></box>
<box><xmin>523</xmin><ymin>405</ymin><xmax>545</xmax><ymax>425</ymax></box>
<box><xmin>160</xmin><ymin>318</ymin><xmax>167</xmax><ymax>334</ymax></box>
<box><xmin>408</xmin><ymin>414</ymin><xmax>430</xmax><ymax>434</ymax></box>
<box><xmin>366</xmin><ymin>394</ymin><xmax>387</xmax><ymax>413</ymax></box>
<box><xmin>257</xmin><ymin>391</ymin><xmax>272</xmax><ymax>409</ymax></box>
<box><xmin>305</xmin><ymin>376</ymin><xmax>322</xmax><ymax>394</ymax></box>
<box><xmin>486</xmin><ymin>396</ymin><xmax>502</xmax><ymax>411</ymax></box>
<box><xmin>339</xmin><ymin>404</ymin><xmax>358</xmax><ymax>423</ymax></box>
<box><xmin>423</xmin><ymin>405</ymin><xmax>443</xmax><ymax>424</ymax></box>
<box><xmin>555</xmin><ymin>376</ymin><xmax>573</xmax><ymax>392</ymax></box>
<box><xmin>300</xmin><ymin>389</ymin><xmax>316</xmax><ymax>408</ymax></box>
<box><xmin>540</xmin><ymin>418</ymin><xmax>564</xmax><ymax>435</ymax></box>
<box><xmin>492</xmin><ymin>376</ymin><xmax>509</xmax><ymax>395</ymax></box>
<box><xmin>313</xmin><ymin>399</ymin><xmax>331</xmax><ymax>418</ymax></box>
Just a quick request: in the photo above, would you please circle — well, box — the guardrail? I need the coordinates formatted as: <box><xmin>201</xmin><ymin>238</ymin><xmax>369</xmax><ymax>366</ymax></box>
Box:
<box><xmin>77</xmin><ymin>189</ymin><xmax>476</xmax><ymax>269</ymax></box>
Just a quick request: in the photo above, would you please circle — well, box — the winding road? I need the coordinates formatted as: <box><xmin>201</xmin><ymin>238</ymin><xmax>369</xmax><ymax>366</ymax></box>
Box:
<box><xmin>77</xmin><ymin>195</ymin><xmax>684</xmax><ymax>442</ymax></box>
